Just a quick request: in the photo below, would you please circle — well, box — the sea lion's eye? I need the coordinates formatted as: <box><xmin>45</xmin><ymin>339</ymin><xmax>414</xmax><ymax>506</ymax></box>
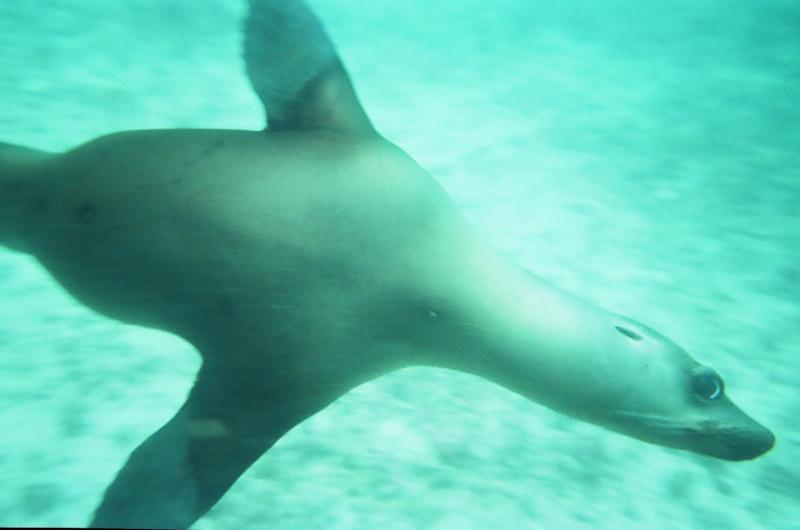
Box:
<box><xmin>692</xmin><ymin>372</ymin><xmax>724</xmax><ymax>401</ymax></box>
<box><xmin>615</xmin><ymin>325</ymin><xmax>643</xmax><ymax>341</ymax></box>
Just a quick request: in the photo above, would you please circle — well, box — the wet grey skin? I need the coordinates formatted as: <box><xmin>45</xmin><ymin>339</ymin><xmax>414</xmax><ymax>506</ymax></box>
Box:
<box><xmin>0</xmin><ymin>0</ymin><xmax>774</xmax><ymax>528</ymax></box>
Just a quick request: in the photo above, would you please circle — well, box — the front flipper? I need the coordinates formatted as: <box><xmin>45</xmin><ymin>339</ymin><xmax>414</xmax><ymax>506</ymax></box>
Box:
<box><xmin>90</xmin><ymin>367</ymin><xmax>318</xmax><ymax>529</ymax></box>
<box><xmin>244</xmin><ymin>0</ymin><xmax>374</xmax><ymax>133</ymax></box>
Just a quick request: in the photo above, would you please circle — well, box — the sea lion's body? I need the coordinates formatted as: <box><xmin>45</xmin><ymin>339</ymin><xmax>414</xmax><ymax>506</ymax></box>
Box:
<box><xmin>21</xmin><ymin>129</ymin><xmax>501</xmax><ymax>393</ymax></box>
<box><xmin>28</xmin><ymin>131</ymin><xmax>436</xmax><ymax>354</ymax></box>
<box><xmin>17</xmin><ymin>126</ymin><xmax>590</xmax><ymax>405</ymax></box>
<box><xmin>0</xmin><ymin>1</ymin><xmax>774</xmax><ymax>528</ymax></box>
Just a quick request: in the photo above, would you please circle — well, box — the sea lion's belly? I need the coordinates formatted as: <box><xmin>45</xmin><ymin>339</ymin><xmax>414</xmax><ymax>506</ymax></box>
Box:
<box><xmin>25</xmin><ymin>129</ymin><xmax>452</xmax><ymax>365</ymax></box>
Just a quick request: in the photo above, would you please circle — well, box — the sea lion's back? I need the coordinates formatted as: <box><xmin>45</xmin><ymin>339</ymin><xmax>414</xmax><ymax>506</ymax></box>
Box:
<box><xmin>24</xmin><ymin>129</ymin><xmax>456</xmax><ymax>340</ymax></box>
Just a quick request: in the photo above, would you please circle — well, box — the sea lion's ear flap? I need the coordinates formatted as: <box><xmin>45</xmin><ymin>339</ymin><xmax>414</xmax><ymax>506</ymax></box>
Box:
<box><xmin>243</xmin><ymin>0</ymin><xmax>375</xmax><ymax>135</ymax></box>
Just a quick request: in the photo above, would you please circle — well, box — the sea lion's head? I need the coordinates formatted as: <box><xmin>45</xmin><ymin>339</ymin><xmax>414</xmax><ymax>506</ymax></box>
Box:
<box><xmin>596</xmin><ymin>317</ymin><xmax>775</xmax><ymax>460</ymax></box>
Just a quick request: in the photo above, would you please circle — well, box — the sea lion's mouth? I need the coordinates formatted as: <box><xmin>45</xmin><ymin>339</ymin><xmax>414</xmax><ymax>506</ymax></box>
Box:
<box><xmin>607</xmin><ymin>410</ymin><xmax>776</xmax><ymax>460</ymax></box>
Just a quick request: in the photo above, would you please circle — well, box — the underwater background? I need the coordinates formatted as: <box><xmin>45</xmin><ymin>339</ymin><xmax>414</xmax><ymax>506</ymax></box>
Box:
<box><xmin>0</xmin><ymin>0</ymin><xmax>797</xmax><ymax>528</ymax></box>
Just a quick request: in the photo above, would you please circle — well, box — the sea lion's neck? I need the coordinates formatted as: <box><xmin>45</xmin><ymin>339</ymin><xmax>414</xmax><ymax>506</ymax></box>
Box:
<box><xmin>412</xmin><ymin>236</ymin><xmax>622</xmax><ymax>423</ymax></box>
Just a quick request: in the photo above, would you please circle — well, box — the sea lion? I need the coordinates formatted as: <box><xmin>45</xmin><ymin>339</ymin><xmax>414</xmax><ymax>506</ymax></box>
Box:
<box><xmin>0</xmin><ymin>0</ymin><xmax>774</xmax><ymax>528</ymax></box>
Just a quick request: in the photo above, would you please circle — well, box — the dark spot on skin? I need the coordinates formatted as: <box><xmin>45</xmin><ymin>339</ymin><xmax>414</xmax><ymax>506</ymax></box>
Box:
<box><xmin>76</xmin><ymin>202</ymin><xmax>97</xmax><ymax>224</ymax></box>
<box><xmin>215</xmin><ymin>294</ymin><xmax>235</xmax><ymax>317</ymax></box>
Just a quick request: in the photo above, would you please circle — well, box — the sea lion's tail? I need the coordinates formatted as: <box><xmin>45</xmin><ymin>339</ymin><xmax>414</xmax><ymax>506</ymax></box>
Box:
<box><xmin>243</xmin><ymin>0</ymin><xmax>374</xmax><ymax>134</ymax></box>
<box><xmin>0</xmin><ymin>142</ymin><xmax>53</xmax><ymax>252</ymax></box>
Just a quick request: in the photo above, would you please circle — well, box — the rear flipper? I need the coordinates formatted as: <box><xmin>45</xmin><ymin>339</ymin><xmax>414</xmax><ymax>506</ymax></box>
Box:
<box><xmin>244</xmin><ymin>0</ymin><xmax>375</xmax><ymax>134</ymax></box>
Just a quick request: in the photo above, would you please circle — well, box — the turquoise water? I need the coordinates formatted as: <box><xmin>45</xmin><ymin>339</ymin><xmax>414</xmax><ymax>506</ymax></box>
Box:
<box><xmin>1</xmin><ymin>0</ymin><xmax>798</xmax><ymax>528</ymax></box>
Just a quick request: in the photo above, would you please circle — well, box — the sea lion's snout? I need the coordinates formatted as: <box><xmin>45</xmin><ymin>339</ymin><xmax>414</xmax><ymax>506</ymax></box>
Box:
<box><xmin>720</xmin><ymin>423</ymin><xmax>775</xmax><ymax>461</ymax></box>
<box><xmin>691</xmin><ymin>416</ymin><xmax>776</xmax><ymax>461</ymax></box>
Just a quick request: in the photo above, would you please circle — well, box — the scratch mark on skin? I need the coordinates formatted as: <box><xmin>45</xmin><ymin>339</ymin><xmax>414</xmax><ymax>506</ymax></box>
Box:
<box><xmin>181</xmin><ymin>139</ymin><xmax>227</xmax><ymax>171</ymax></box>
